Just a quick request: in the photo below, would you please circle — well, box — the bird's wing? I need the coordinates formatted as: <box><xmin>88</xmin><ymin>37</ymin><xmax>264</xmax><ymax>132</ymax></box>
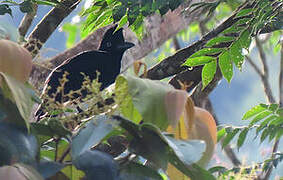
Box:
<box><xmin>58</xmin><ymin>51</ymin><xmax>109</xmax><ymax>73</ymax></box>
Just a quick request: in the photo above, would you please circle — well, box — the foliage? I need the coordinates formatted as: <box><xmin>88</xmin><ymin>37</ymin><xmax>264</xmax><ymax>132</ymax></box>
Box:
<box><xmin>217</xmin><ymin>103</ymin><xmax>283</xmax><ymax>176</ymax></box>
<box><xmin>183</xmin><ymin>0</ymin><xmax>282</xmax><ymax>89</ymax></box>
<box><xmin>0</xmin><ymin>0</ymin><xmax>282</xmax><ymax>179</ymax></box>
<box><xmin>80</xmin><ymin>0</ymin><xmax>184</xmax><ymax>38</ymax></box>
<box><xmin>0</xmin><ymin>70</ymin><xmax>215</xmax><ymax>179</ymax></box>
<box><xmin>0</xmin><ymin>0</ymin><xmax>59</xmax><ymax>16</ymax></box>
<box><xmin>219</xmin><ymin>103</ymin><xmax>283</xmax><ymax>148</ymax></box>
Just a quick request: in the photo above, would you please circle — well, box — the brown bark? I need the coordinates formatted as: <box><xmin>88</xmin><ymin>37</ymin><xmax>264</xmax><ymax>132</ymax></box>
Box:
<box><xmin>29</xmin><ymin>0</ymin><xmax>205</xmax><ymax>88</ymax></box>
<box><xmin>24</xmin><ymin>0</ymin><xmax>80</xmax><ymax>56</ymax></box>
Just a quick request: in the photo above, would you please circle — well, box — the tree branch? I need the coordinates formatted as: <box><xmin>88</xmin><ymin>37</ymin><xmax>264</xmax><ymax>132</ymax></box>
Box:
<box><xmin>255</xmin><ymin>37</ymin><xmax>269</xmax><ymax>77</ymax></box>
<box><xmin>245</xmin><ymin>55</ymin><xmax>263</xmax><ymax>77</ymax></box>
<box><xmin>279</xmin><ymin>43</ymin><xmax>283</xmax><ymax>106</ymax></box>
<box><xmin>246</xmin><ymin>36</ymin><xmax>277</xmax><ymax>104</ymax></box>
<box><xmin>246</xmin><ymin>40</ymin><xmax>276</xmax><ymax>104</ymax></box>
<box><xmin>29</xmin><ymin>1</ymin><xmax>207</xmax><ymax>88</ymax></box>
<box><xmin>24</xmin><ymin>0</ymin><xmax>80</xmax><ymax>56</ymax></box>
<box><xmin>260</xmin><ymin>41</ymin><xmax>283</xmax><ymax>180</ymax></box>
<box><xmin>146</xmin><ymin>2</ymin><xmax>250</xmax><ymax>80</ymax></box>
<box><xmin>18</xmin><ymin>4</ymin><xmax>38</xmax><ymax>39</ymax></box>
<box><xmin>204</xmin><ymin>98</ymin><xmax>241</xmax><ymax>167</ymax></box>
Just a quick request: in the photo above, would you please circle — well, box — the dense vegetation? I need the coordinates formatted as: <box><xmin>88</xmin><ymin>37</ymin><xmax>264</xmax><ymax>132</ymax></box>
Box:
<box><xmin>0</xmin><ymin>0</ymin><xmax>282</xmax><ymax>179</ymax></box>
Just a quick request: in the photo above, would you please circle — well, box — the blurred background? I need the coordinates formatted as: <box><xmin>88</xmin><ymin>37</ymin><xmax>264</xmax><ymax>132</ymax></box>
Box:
<box><xmin>1</xmin><ymin>1</ymin><xmax>282</xmax><ymax>178</ymax></box>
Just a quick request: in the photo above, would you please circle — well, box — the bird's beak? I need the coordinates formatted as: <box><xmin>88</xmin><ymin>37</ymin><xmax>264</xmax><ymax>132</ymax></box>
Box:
<box><xmin>118</xmin><ymin>42</ymin><xmax>135</xmax><ymax>50</ymax></box>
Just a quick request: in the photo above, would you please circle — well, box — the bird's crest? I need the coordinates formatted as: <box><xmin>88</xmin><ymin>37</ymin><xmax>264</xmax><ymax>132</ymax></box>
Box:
<box><xmin>99</xmin><ymin>25</ymin><xmax>126</xmax><ymax>52</ymax></box>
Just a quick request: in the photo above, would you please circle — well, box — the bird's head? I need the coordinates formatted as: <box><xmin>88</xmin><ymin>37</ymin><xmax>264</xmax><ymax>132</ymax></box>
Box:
<box><xmin>99</xmin><ymin>25</ymin><xmax>135</xmax><ymax>53</ymax></box>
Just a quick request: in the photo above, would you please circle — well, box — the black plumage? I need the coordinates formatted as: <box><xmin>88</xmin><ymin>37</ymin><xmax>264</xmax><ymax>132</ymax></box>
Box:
<box><xmin>35</xmin><ymin>25</ymin><xmax>134</xmax><ymax>119</ymax></box>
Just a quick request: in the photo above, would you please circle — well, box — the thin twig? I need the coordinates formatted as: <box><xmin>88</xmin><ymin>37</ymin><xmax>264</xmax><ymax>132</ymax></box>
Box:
<box><xmin>279</xmin><ymin>43</ymin><xmax>283</xmax><ymax>106</ymax></box>
<box><xmin>58</xmin><ymin>146</ymin><xmax>71</xmax><ymax>163</ymax></box>
<box><xmin>255</xmin><ymin>37</ymin><xmax>269</xmax><ymax>77</ymax></box>
<box><xmin>55</xmin><ymin>139</ymin><xmax>59</xmax><ymax>161</ymax></box>
<box><xmin>18</xmin><ymin>4</ymin><xmax>38</xmax><ymax>39</ymax></box>
<box><xmin>204</xmin><ymin>98</ymin><xmax>241</xmax><ymax>166</ymax></box>
<box><xmin>261</xmin><ymin>41</ymin><xmax>283</xmax><ymax>180</ymax></box>
<box><xmin>246</xmin><ymin>50</ymin><xmax>276</xmax><ymax>103</ymax></box>
<box><xmin>245</xmin><ymin>56</ymin><xmax>263</xmax><ymax>77</ymax></box>
<box><xmin>195</xmin><ymin>15</ymin><xmax>242</xmax><ymax>167</ymax></box>
<box><xmin>172</xmin><ymin>36</ymin><xmax>181</xmax><ymax>50</ymax></box>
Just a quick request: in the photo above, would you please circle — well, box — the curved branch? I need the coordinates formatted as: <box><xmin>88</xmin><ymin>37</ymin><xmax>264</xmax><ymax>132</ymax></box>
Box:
<box><xmin>24</xmin><ymin>0</ymin><xmax>80</xmax><ymax>56</ymax></box>
<box><xmin>261</xmin><ymin>41</ymin><xmax>283</xmax><ymax>180</ymax></box>
<box><xmin>146</xmin><ymin>3</ymin><xmax>249</xmax><ymax>80</ymax></box>
<box><xmin>29</xmin><ymin>1</ymin><xmax>205</xmax><ymax>88</ymax></box>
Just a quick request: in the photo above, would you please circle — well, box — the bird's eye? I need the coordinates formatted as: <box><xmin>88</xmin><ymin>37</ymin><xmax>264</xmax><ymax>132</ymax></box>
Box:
<box><xmin>106</xmin><ymin>42</ymin><xmax>112</xmax><ymax>47</ymax></box>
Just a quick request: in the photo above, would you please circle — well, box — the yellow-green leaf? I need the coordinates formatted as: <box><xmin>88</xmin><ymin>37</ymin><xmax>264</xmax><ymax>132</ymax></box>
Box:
<box><xmin>202</xmin><ymin>60</ymin><xmax>217</xmax><ymax>89</ymax></box>
<box><xmin>219</xmin><ymin>51</ymin><xmax>233</xmax><ymax>82</ymax></box>
<box><xmin>183</xmin><ymin>56</ymin><xmax>215</xmax><ymax>67</ymax></box>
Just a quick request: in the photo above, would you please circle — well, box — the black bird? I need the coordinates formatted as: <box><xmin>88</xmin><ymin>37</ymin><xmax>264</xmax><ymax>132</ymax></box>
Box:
<box><xmin>35</xmin><ymin>25</ymin><xmax>134</xmax><ymax>119</ymax></box>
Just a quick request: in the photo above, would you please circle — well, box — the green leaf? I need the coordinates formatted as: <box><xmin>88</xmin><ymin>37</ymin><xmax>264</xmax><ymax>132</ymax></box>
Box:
<box><xmin>275</xmin><ymin>128</ymin><xmax>283</xmax><ymax>141</ymax></box>
<box><xmin>268</xmin><ymin>127</ymin><xmax>277</xmax><ymax>142</ymax></box>
<box><xmin>242</xmin><ymin>104</ymin><xmax>267</xmax><ymax>120</ymax></box>
<box><xmin>19</xmin><ymin>1</ymin><xmax>34</xmax><ymax>13</ymax></box>
<box><xmin>112</xmin><ymin>4</ymin><xmax>127</xmax><ymax>22</ymax></box>
<box><xmin>119</xmin><ymin>162</ymin><xmax>163</xmax><ymax>180</ymax></box>
<box><xmin>183</xmin><ymin>56</ymin><xmax>215</xmax><ymax>67</ymax></box>
<box><xmin>165</xmin><ymin>135</ymin><xmax>206</xmax><ymax>166</ymax></box>
<box><xmin>260</xmin><ymin>128</ymin><xmax>270</xmax><ymax>142</ymax></box>
<box><xmin>48</xmin><ymin>119</ymin><xmax>71</xmax><ymax>137</ymax></box>
<box><xmin>127</xmin><ymin>4</ymin><xmax>140</xmax><ymax>25</ymax></box>
<box><xmin>269</xmin><ymin>116</ymin><xmax>283</xmax><ymax>126</ymax></box>
<box><xmin>117</xmin><ymin>15</ymin><xmax>128</xmax><ymax>30</ymax></box>
<box><xmin>116</xmin><ymin>75</ymin><xmax>179</xmax><ymax>130</ymax></box>
<box><xmin>268</xmin><ymin>104</ymin><xmax>279</xmax><ymax>112</ymax></box>
<box><xmin>208</xmin><ymin>166</ymin><xmax>227</xmax><ymax>174</ymax></box>
<box><xmin>37</xmin><ymin>161</ymin><xmax>65</xmax><ymax>179</ymax></box>
<box><xmin>219</xmin><ymin>51</ymin><xmax>233</xmax><ymax>82</ymax></box>
<box><xmin>129</xmin><ymin>125</ymin><xmax>169</xmax><ymax>170</ymax></box>
<box><xmin>34</xmin><ymin>0</ymin><xmax>58</xmax><ymax>6</ymax></box>
<box><xmin>30</xmin><ymin>123</ymin><xmax>55</xmax><ymax>137</ymax></box>
<box><xmin>217</xmin><ymin>128</ymin><xmax>226</xmax><ymax>142</ymax></box>
<box><xmin>256</xmin><ymin>115</ymin><xmax>277</xmax><ymax>136</ymax></box>
<box><xmin>0</xmin><ymin>4</ymin><xmax>12</xmax><ymax>16</ymax></box>
<box><xmin>61</xmin><ymin>165</ymin><xmax>84</xmax><ymax>179</ymax></box>
<box><xmin>202</xmin><ymin>60</ymin><xmax>217</xmax><ymax>89</ymax></box>
<box><xmin>0</xmin><ymin>91</ymin><xmax>25</xmax><ymax>127</ymax></box>
<box><xmin>129</xmin><ymin>15</ymin><xmax>144</xmax><ymax>39</ymax></box>
<box><xmin>71</xmin><ymin>115</ymin><xmax>117</xmax><ymax>160</ymax></box>
<box><xmin>276</xmin><ymin>108</ymin><xmax>283</xmax><ymax>116</ymax></box>
<box><xmin>159</xmin><ymin>4</ymin><xmax>169</xmax><ymax>16</ymax></box>
<box><xmin>238</xmin><ymin>29</ymin><xmax>252</xmax><ymax>49</ymax></box>
<box><xmin>169</xmin><ymin>0</ymin><xmax>183</xmax><ymax>11</ymax></box>
<box><xmin>0</xmin><ymin>73</ymin><xmax>37</xmax><ymax>130</ymax></box>
<box><xmin>222</xmin><ymin>128</ymin><xmax>240</xmax><ymax>148</ymax></box>
<box><xmin>114</xmin><ymin>116</ymin><xmax>214</xmax><ymax>180</ymax></box>
<box><xmin>249</xmin><ymin>110</ymin><xmax>272</xmax><ymax>127</ymax></box>
<box><xmin>260</xmin><ymin>103</ymin><xmax>269</xmax><ymax>108</ymax></box>
<box><xmin>0</xmin><ymin>123</ymin><xmax>38</xmax><ymax>166</ymax></box>
<box><xmin>237</xmin><ymin>128</ymin><xmax>248</xmax><ymax>149</ymax></box>
<box><xmin>236</xmin><ymin>8</ymin><xmax>253</xmax><ymax>17</ymax></box>
<box><xmin>230</xmin><ymin>41</ymin><xmax>244</xmax><ymax>70</ymax></box>
<box><xmin>206</xmin><ymin>36</ymin><xmax>235</xmax><ymax>47</ymax></box>
<box><xmin>62</xmin><ymin>23</ymin><xmax>78</xmax><ymax>49</ymax></box>
<box><xmin>189</xmin><ymin>48</ymin><xmax>224</xmax><ymax>58</ymax></box>
<box><xmin>73</xmin><ymin>150</ymin><xmax>118</xmax><ymax>179</ymax></box>
<box><xmin>82</xmin><ymin>7</ymin><xmax>113</xmax><ymax>36</ymax></box>
<box><xmin>115</xmin><ymin>76</ymin><xmax>142</xmax><ymax>124</ymax></box>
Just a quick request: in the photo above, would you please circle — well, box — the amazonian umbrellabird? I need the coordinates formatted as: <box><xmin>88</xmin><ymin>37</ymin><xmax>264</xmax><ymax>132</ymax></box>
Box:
<box><xmin>35</xmin><ymin>25</ymin><xmax>134</xmax><ymax>119</ymax></box>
